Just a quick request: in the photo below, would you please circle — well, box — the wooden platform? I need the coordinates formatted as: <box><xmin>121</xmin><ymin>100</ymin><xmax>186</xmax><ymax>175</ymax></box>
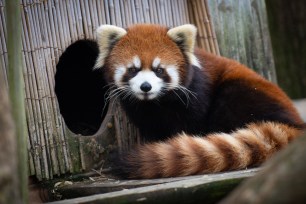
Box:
<box><xmin>48</xmin><ymin>168</ymin><xmax>259</xmax><ymax>204</ymax></box>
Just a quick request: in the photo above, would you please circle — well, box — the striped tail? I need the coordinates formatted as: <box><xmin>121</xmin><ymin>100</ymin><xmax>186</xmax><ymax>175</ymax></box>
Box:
<box><xmin>121</xmin><ymin>122</ymin><xmax>303</xmax><ymax>179</ymax></box>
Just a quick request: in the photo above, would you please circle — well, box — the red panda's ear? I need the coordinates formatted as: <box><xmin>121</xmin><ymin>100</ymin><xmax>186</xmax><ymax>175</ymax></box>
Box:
<box><xmin>94</xmin><ymin>25</ymin><xmax>127</xmax><ymax>69</ymax></box>
<box><xmin>167</xmin><ymin>24</ymin><xmax>200</xmax><ymax>68</ymax></box>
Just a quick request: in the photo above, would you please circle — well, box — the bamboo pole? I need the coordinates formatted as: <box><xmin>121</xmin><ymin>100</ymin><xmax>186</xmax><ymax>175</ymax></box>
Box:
<box><xmin>0</xmin><ymin>6</ymin><xmax>8</xmax><ymax>86</ymax></box>
<box><xmin>24</xmin><ymin>0</ymin><xmax>51</xmax><ymax>179</ymax></box>
<box><xmin>187</xmin><ymin>0</ymin><xmax>220</xmax><ymax>55</ymax></box>
<box><xmin>37</xmin><ymin>1</ymin><xmax>63</xmax><ymax>176</ymax></box>
<box><xmin>0</xmin><ymin>44</ymin><xmax>7</xmax><ymax>88</ymax></box>
<box><xmin>21</xmin><ymin>6</ymin><xmax>43</xmax><ymax>179</ymax></box>
<box><xmin>202</xmin><ymin>0</ymin><xmax>219</xmax><ymax>54</ymax></box>
<box><xmin>182</xmin><ymin>0</ymin><xmax>190</xmax><ymax>23</ymax></box>
<box><xmin>54</xmin><ymin>24</ymin><xmax>70</xmax><ymax>176</ymax></box>
<box><xmin>83</xmin><ymin>0</ymin><xmax>93</xmax><ymax>38</ymax></box>
<box><xmin>21</xmin><ymin>18</ymin><xmax>38</xmax><ymax>177</ymax></box>
<box><xmin>39</xmin><ymin>1</ymin><xmax>67</xmax><ymax>175</ymax></box>
<box><xmin>24</xmin><ymin>1</ymin><xmax>51</xmax><ymax>180</ymax></box>
<box><xmin>118</xmin><ymin>0</ymin><xmax>127</xmax><ymax>26</ymax></box>
<box><xmin>96</xmin><ymin>0</ymin><xmax>102</xmax><ymax>24</ymax></box>
<box><xmin>0</xmin><ymin>50</ymin><xmax>20</xmax><ymax>204</ymax></box>
<box><xmin>89</xmin><ymin>0</ymin><xmax>99</xmax><ymax>34</ymax></box>
<box><xmin>114</xmin><ymin>0</ymin><xmax>123</xmax><ymax>26</ymax></box>
<box><xmin>44</xmin><ymin>0</ymin><xmax>71</xmax><ymax>174</ymax></box>
<box><xmin>1</xmin><ymin>4</ymin><xmax>8</xmax><ymax>71</ymax></box>
<box><xmin>5</xmin><ymin>0</ymin><xmax>28</xmax><ymax>202</ymax></box>
<box><xmin>142</xmin><ymin>0</ymin><xmax>151</xmax><ymax>23</ymax></box>
<box><xmin>33</xmin><ymin>1</ymin><xmax>58</xmax><ymax>178</ymax></box>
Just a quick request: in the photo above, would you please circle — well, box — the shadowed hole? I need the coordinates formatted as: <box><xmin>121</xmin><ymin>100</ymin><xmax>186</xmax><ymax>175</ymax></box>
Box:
<box><xmin>55</xmin><ymin>40</ymin><xmax>108</xmax><ymax>136</ymax></box>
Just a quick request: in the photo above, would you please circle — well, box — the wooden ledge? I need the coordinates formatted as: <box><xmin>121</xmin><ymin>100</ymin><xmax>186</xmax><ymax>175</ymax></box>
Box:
<box><xmin>49</xmin><ymin>168</ymin><xmax>260</xmax><ymax>204</ymax></box>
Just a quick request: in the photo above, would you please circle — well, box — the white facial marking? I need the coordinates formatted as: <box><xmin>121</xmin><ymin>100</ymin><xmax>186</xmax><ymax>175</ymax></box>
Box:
<box><xmin>114</xmin><ymin>66</ymin><xmax>126</xmax><ymax>86</ymax></box>
<box><xmin>166</xmin><ymin>65</ymin><xmax>180</xmax><ymax>88</ymax></box>
<box><xmin>152</xmin><ymin>57</ymin><xmax>161</xmax><ymax>68</ymax></box>
<box><xmin>129</xmin><ymin>70</ymin><xmax>163</xmax><ymax>100</ymax></box>
<box><xmin>133</xmin><ymin>56</ymin><xmax>141</xmax><ymax>68</ymax></box>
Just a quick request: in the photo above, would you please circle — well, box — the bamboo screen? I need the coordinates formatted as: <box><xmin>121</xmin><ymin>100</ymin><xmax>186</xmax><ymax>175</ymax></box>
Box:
<box><xmin>0</xmin><ymin>0</ymin><xmax>219</xmax><ymax>180</ymax></box>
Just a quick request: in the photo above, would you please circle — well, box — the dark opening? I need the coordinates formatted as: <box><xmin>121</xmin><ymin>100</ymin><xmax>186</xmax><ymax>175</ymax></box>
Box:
<box><xmin>55</xmin><ymin>40</ymin><xmax>108</xmax><ymax>136</ymax></box>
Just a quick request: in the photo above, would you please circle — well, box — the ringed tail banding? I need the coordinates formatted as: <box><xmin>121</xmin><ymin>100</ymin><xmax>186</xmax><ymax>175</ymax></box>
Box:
<box><xmin>122</xmin><ymin>121</ymin><xmax>303</xmax><ymax>179</ymax></box>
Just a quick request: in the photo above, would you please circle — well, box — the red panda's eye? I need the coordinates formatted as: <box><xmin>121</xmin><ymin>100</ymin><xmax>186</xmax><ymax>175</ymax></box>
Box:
<box><xmin>155</xmin><ymin>68</ymin><xmax>164</xmax><ymax>74</ymax></box>
<box><xmin>128</xmin><ymin>67</ymin><xmax>138</xmax><ymax>74</ymax></box>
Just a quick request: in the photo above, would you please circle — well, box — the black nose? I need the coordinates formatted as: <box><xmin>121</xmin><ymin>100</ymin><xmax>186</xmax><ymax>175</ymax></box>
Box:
<box><xmin>140</xmin><ymin>82</ymin><xmax>152</xmax><ymax>92</ymax></box>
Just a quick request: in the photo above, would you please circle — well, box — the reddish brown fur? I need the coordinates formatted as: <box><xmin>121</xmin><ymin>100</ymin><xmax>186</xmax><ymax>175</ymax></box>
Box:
<box><xmin>196</xmin><ymin>49</ymin><xmax>303</xmax><ymax>126</ymax></box>
<box><xmin>127</xmin><ymin>122</ymin><xmax>303</xmax><ymax>178</ymax></box>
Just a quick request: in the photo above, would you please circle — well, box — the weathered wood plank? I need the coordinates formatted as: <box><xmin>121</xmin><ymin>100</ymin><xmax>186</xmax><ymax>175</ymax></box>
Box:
<box><xmin>266</xmin><ymin>0</ymin><xmax>306</xmax><ymax>99</ymax></box>
<box><xmin>49</xmin><ymin>168</ymin><xmax>260</xmax><ymax>203</ymax></box>
<box><xmin>207</xmin><ymin>0</ymin><xmax>276</xmax><ymax>82</ymax></box>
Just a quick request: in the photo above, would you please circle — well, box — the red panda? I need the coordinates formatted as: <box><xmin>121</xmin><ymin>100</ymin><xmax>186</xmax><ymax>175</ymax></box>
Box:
<box><xmin>94</xmin><ymin>24</ymin><xmax>305</xmax><ymax>179</ymax></box>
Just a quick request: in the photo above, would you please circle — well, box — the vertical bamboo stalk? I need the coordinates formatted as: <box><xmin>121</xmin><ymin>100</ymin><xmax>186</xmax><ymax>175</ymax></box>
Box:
<box><xmin>148</xmin><ymin>0</ymin><xmax>157</xmax><ymax>24</ymax></box>
<box><xmin>72</xmin><ymin>0</ymin><xmax>85</xmax><ymax>39</ymax></box>
<box><xmin>0</xmin><ymin>48</ymin><xmax>20</xmax><ymax>204</ymax></box>
<box><xmin>125</xmin><ymin>0</ymin><xmax>132</xmax><ymax>25</ymax></box>
<box><xmin>37</xmin><ymin>1</ymin><xmax>65</xmax><ymax>176</ymax></box>
<box><xmin>130</xmin><ymin>0</ymin><xmax>137</xmax><ymax>23</ymax></box>
<box><xmin>0</xmin><ymin>5</ymin><xmax>8</xmax><ymax>86</ymax></box>
<box><xmin>21</xmin><ymin>5</ymin><xmax>42</xmax><ymax>179</ymax></box>
<box><xmin>83</xmin><ymin>0</ymin><xmax>93</xmax><ymax>38</ymax></box>
<box><xmin>119</xmin><ymin>0</ymin><xmax>127</xmax><ymax>26</ymax></box>
<box><xmin>164</xmin><ymin>0</ymin><xmax>172</xmax><ymax>26</ymax></box>
<box><xmin>109</xmin><ymin>0</ymin><xmax>115</xmax><ymax>24</ymax></box>
<box><xmin>5</xmin><ymin>0</ymin><xmax>28</xmax><ymax>202</ymax></box>
<box><xmin>89</xmin><ymin>0</ymin><xmax>99</xmax><ymax>34</ymax></box>
<box><xmin>96</xmin><ymin>0</ymin><xmax>103</xmax><ymax>24</ymax></box>
<box><xmin>0</xmin><ymin>35</ymin><xmax>7</xmax><ymax>88</ymax></box>
<box><xmin>142</xmin><ymin>0</ymin><xmax>151</xmax><ymax>23</ymax></box>
<box><xmin>182</xmin><ymin>0</ymin><xmax>190</xmax><ymax>23</ymax></box>
<box><xmin>20</xmin><ymin>16</ymin><xmax>38</xmax><ymax>177</ymax></box>
<box><xmin>25</xmin><ymin>1</ymin><xmax>52</xmax><ymax>179</ymax></box>
<box><xmin>65</xmin><ymin>0</ymin><xmax>77</xmax><ymax>42</ymax></box>
<box><xmin>103</xmin><ymin>0</ymin><xmax>111</xmax><ymax>24</ymax></box>
<box><xmin>114</xmin><ymin>0</ymin><xmax>123</xmax><ymax>26</ymax></box>
<box><xmin>204</xmin><ymin>0</ymin><xmax>220</xmax><ymax>55</ymax></box>
<box><xmin>33</xmin><ymin>1</ymin><xmax>59</xmax><ymax>178</ymax></box>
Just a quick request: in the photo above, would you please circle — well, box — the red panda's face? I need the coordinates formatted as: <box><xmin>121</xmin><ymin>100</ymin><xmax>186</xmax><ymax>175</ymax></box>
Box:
<box><xmin>95</xmin><ymin>24</ymin><xmax>199</xmax><ymax>101</ymax></box>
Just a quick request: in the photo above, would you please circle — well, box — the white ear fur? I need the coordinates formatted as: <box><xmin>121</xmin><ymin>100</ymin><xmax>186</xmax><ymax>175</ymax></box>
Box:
<box><xmin>167</xmin><ymin>24</ymin><xmax>201</xmax><ymax>68</ymax></box>
<box><xmin>94</xmin><ymin>25</ymin><xmax>127</xmax><ymax>69</ymax></box>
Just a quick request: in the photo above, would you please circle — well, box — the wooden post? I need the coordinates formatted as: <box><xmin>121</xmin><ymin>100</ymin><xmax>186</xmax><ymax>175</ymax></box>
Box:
<box><xmin>0</xmin><ymin>49</ymin><xmax>20</xmax><ymax>204</ymax></box>
<box><xmin>5</xmin><ymin>0</ymin><xmax>28</xmax><ymax>202</ymax></box>
<box><xmin>266</xmin><ymin>0</ymin><xmax>306</xmax><ymax>99</ymax></box>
